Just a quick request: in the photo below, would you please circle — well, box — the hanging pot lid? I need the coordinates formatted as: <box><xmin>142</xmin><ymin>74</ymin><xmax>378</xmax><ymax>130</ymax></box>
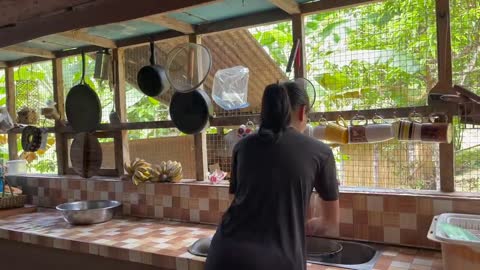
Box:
<box><xmin>166</xmin><ymin>43</ymin><xmax>212</xmax><ymax>93</ymax></box>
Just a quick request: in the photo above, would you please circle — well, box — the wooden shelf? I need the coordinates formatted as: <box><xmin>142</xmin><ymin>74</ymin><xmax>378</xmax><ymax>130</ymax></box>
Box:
<box><xmin>4</xmin><ymin>104</ymin><xmax>458</xmax><ymax>135</ymax></box>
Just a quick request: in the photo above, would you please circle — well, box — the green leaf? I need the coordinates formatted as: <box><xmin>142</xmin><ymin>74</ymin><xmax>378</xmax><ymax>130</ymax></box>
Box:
<box><xmin>148</xmin><ymin>97</ymin><xmax>160</xmax><ymax>105</ymax></box>
<box><xmin>319</xmin><ymin>20</ymin><xmax>348</xmax><ymax>40</ymax></box>
<box><xmin>315</xmin><ymin>73</ymin><xmax>349</xmax><ymax>92</ymax></box>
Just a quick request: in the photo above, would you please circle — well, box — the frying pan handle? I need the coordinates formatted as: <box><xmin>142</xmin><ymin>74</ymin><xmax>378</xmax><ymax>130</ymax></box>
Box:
<box><xmin>149</xmin><ymin>41</ymin><xmax>156</xmax><ymax>66</ymax></box>
<box><xmin>81</xmin><ymin>51</ymin><xmax>86</xmax><ymax>84</ymax></box>
<box><xmin>188</xmin><ymin>48</ymin><xmax>195</xmax><ymax>83</ymax></box>
<box><xmin>286</xmin><ymin>39</ymin><xmax>300</xmax><ymax>73</ymax></box>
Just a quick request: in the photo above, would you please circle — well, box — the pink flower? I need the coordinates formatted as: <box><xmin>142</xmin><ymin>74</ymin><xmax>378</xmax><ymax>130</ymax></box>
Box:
<box><xmin>209</xmin><ymin>169</ymin><xmax>227</xmax><ymax>184</ymax></box>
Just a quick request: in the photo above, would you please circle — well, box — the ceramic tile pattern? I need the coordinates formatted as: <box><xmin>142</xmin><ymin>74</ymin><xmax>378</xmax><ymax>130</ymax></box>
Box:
<box><xmin>7</xmin><ymin>175</ymin><xmax>480</xmax><ymax>249</ymax></box>
<box><xmin>0</xmin><ymin>211</ymin><xmax>443</xmax><ymax>270</ymax></box>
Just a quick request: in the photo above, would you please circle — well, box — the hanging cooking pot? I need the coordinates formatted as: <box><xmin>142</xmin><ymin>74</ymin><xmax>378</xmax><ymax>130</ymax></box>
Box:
<box><xmin>65</xmin><ymin>52</ymin><xmax>102</xmax><ymax>132</ymax></box>
<box><xmin>169</xmin><ymin>89</ymin><xmax>213</xmax><ymax>134</ymax></box>
<box><xmin>137</xmin><ymin>41</ymin><xmax>170</xmax><ymax>97</ymax></box>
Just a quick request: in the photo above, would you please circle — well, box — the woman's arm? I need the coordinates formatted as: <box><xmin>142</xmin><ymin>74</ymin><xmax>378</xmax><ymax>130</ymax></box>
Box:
<box><xmin>307</xmin><ymin>151</ymin><xmax>340</xmax><ymax>236</ymax></box>
<box><xmin>306</xmin><ymin>199</ymin><xmax>339</xmax><ymax>236</ymax></box>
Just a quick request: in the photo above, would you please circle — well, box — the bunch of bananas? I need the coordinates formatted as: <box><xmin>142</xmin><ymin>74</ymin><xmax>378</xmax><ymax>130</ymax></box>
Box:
<box><xmin>125</xmin><ymin>158</ymin><xmax>159</xmax><ymax>185</ymax></box>
<box><xmin>125</xmin><ymin>159</ymin><xmax>183</xmax><ymax>185</ymax></box>
<box><xmin>157</xmin><ymin>160</ymin><xmax>183</xmax><ymax>183</ymax></box>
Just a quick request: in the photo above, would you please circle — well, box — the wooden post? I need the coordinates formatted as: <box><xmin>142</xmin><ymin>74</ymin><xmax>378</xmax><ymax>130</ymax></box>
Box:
<box><xmin>435</xmin><ymin>0</ymin><xmax>455</xmax><ymax>192</ymax></box>
<box><xmin>432</xmin><ymin>0</ymin><xmax>453</xmax><ymax>93</ymax></box>
<box><xmin>440</xmin><ymin>142</ymin><xmax>455</xmax><ymax>192</ymax></box>
<box><xmin>112</xmin><ymin>48</ymin><xmax>130</xmax><ymax>176</ymax></box>
<box><xmin>189</xmin><ymin>34</ymin><xmax>208</xmax><ymax>181</ymax></box>
<box><xmin>440</xmin><ymin>116</ymin><xmax>455</xmax><ymax>192</ymax></box>
<box><xmin>5</xmin><ymin>67</ymin><xmax>17</xmax><ymax>160</ymax></box>
<box><xmin>52</xmin><ymin>58</ymin><xmax>68</xmax><ymax>174</ymax></box>
<box><xmin>292</xmin><ymin>14</ymin><xmax>305</xmax><ymax>79</ymax></box>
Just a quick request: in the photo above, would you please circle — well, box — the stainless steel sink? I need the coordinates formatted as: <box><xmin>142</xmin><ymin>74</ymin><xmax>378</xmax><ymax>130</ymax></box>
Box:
<box><xmin>307</xmin><ymin>237</ymin><xmax>381</xmax><ymax>270</ymax></box>
<box><xmin>188</xmin><ymin>236</ymin><xmax>380</xmax><ymax>270</ymax></box>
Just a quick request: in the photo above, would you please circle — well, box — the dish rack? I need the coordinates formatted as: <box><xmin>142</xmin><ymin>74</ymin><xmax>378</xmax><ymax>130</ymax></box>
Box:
<box><xmin>435</xmin><ymin>213</ymin><xmax>480</xmax><ymax>246</ymax></box>
<box><xmin>428</xmin><ymin>213</ymin><xmax>480</xmax><ymax>270</ymax></box>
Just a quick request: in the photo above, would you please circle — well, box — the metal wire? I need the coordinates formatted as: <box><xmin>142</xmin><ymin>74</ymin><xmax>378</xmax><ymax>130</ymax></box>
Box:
<box><xmin>304</xmin><ymin>0</ymin><xmax>437</xmax><ymax>113</ymax></box>
<box><xmin>0</xmin><ymin>69</ymin><xmax>8</xmax><ymax>162</ymax></box>
<box><xmin>14</xmin><ymin>62</ymin><xmax>57</xmax><ymax>173</ymax></box>
<box><xmin>451</xmin><ymin>0</ymin><xmax>480</xmax><ymax>192</ymax></box>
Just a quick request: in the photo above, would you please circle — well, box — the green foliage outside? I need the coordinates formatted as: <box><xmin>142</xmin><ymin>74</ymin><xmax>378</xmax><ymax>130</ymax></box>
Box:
<box><xmin>250</xmin><ymin>0</ymin><xmax>479</xmax><ymax>191</ymax></box>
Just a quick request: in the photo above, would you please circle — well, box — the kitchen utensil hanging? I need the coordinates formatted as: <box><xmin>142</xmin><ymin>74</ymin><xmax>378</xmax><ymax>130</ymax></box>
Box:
<box><xmin>70</xmin><ymin>132</ymin><xmax>103</xmax><ymax>178</ymax></box>
<box><xmin>294</xmin><ymin>77</ymin><xmax>316</xmax><ymax>110</ymax></box>
<box><xmin>169</xmin><ymin>89</ymin><xmax>213</xmax><ymax>134</ymax></box>
<box><xmin>165</xmin><ymin>43</ymin><xmax>212</xmax><ymax>93</ymax></box>
<box><xmin>286</xmin><ymin>39</ymin><xmax>300</xmax><ymax>74</ymax></box>
<box><xmin>65</xmin><ymin>52</ymin><xmax>102</xmax><ymax>132</ymax></box>
<box><xmin>93</xmin><ymin>49</ymin><xmax>111</xmax><ymax>81</ymax></box>
<box><xmin>137</xmin><ymin>41</ymin><xmax>170</xmax><ymax>97</ymax></box>
<box><xmin>109</xmin><ymin>53</ymin><xmax>121</xmax><ymax>124</ymax></box>
<box><xmin>21</xmin><ymin>126</ymin><xmax>43</xmax><ymax>152</ymax></box>
<box><xmin>285</xmin><ymin>39</ymin><xmax>316</xmax><ymax>111</ymax></box>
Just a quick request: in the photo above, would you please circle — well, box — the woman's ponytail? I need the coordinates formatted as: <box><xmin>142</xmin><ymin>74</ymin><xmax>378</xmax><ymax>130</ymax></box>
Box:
<box><xmin>258</xmin><ymin>83</ymin><xmax>291</xmax><ymax>142</ymax></box>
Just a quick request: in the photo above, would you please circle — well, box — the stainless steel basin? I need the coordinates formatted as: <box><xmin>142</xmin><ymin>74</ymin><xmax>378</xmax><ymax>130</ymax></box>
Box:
<box><xmin>56</xmin><ymin>200</ymin><xmax>121</xmax><ymax>225</ymax></box>
<box><xmin>307</xmin><ymin>237</ymin><xmax>380</xmax><ymax>270</ymax></box>
<box><xmin>188</xmin><ymin>236</ymin><xmax>380</xmax><ymax>270</ymax></box>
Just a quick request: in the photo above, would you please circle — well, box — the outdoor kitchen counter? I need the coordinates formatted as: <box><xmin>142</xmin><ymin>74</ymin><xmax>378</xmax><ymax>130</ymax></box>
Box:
<box><xmin>0</xmin><ymin>211</ymin><xmax>443</xmax><ymax>270</ymax></box>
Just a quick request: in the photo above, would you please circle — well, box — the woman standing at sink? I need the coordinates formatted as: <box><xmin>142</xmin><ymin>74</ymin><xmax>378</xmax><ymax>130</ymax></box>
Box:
<box><xmin>205</xmin><ymin>82</ymin><xmax>340</xmax><ymax>270</ymax></box>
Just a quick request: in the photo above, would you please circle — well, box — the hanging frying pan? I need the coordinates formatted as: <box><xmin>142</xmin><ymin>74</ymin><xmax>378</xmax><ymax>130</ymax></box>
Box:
<box><xmin>169</xmin><ymin>89</ymin><xmax>213</xmax><ymax>134</ymax></box>
<box><xmin>70</xmin><ymin>132</ymin><xmax>102</xmax><ymax>178</ymax></box>
<box><xmin>166</xmin><ymin>43</ymin><xmax>212</xmax><ymax>93</ymax></box>
<box><xmin>65</xmin><ymin>52</ymin><xmax>102</xmax><ymax>132</ymax></box>
<box><xmin>137</xmin><ymin>41</ymin><xmax>170</xmax><ymax>97</ymax></box>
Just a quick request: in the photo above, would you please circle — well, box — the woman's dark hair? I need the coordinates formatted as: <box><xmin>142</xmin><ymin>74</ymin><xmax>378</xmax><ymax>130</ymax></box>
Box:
<box><xmin>259</xmin><ymin>81</ymin><xmax>309</xmax><ymax>142</ymax></box>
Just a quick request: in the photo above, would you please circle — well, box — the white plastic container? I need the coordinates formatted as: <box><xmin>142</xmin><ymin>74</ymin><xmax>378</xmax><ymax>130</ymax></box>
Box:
<box><xmin>6</xmin><ymin>160</ymin><xmax>27</xmax><ymax>175</ymax></box>
<box><xmin>428</xmin><ymin>213</ymin><xmax>480</xmax><ymax>270</ymax></box>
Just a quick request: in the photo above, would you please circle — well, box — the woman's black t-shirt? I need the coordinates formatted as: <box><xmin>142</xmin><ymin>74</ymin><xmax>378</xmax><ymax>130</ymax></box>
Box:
<box><xmin>205</xmin><ymin>127</ymin><xmax>339</xmax><ymax>270</ymax></box>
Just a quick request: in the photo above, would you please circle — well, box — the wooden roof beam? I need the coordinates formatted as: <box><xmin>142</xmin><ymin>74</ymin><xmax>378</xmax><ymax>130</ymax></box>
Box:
<box><xmin>269</xmin><ymin>0</ymin><xmax>300</xmax><ymax>14</ymax></box>
<box><xmin>300</xmin><ymin>0</ymin><xmax>381</xmax><ymax>14</ymax></box>
<box><xmin>141</xmin><ymin>14</ymin><xmax>194</xmax><ymax>34</ymax></box>
<box><xmin>0</xmin><ymin>45</ymin><xmax>55</xmax><ymax>59</ymax></box>
<box><xmin>57</xmin><ymin>30</ymin><xmax>117</xmax><ymax>48</ymax></box>
<box><xmin>0</xmin><ymin>0</ymin><xmax>221</xmax><ymax>48</ymax></box>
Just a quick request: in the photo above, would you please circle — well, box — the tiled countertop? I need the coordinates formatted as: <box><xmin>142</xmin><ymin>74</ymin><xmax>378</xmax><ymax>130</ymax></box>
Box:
<box><xmin>0</xmin><ymin>212</ymin><xmax>443</xmax><ymax>270</ymax></box>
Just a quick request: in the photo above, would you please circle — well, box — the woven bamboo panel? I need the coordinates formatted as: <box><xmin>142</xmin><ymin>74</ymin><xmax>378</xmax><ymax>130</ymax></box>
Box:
<box><xmin>340</xmin><ymin>144</ymin><xmax>375</xmax><ymax>187</ymax></box>
<box><xmin>202</xmin><ymin>29</ymin><xmax>288</xmax><ymax>115</ymax></box>
<box><xmin>341</xmin><ymin>142</ymin><xmax>438</xmax><ymax>190</ymax></box>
